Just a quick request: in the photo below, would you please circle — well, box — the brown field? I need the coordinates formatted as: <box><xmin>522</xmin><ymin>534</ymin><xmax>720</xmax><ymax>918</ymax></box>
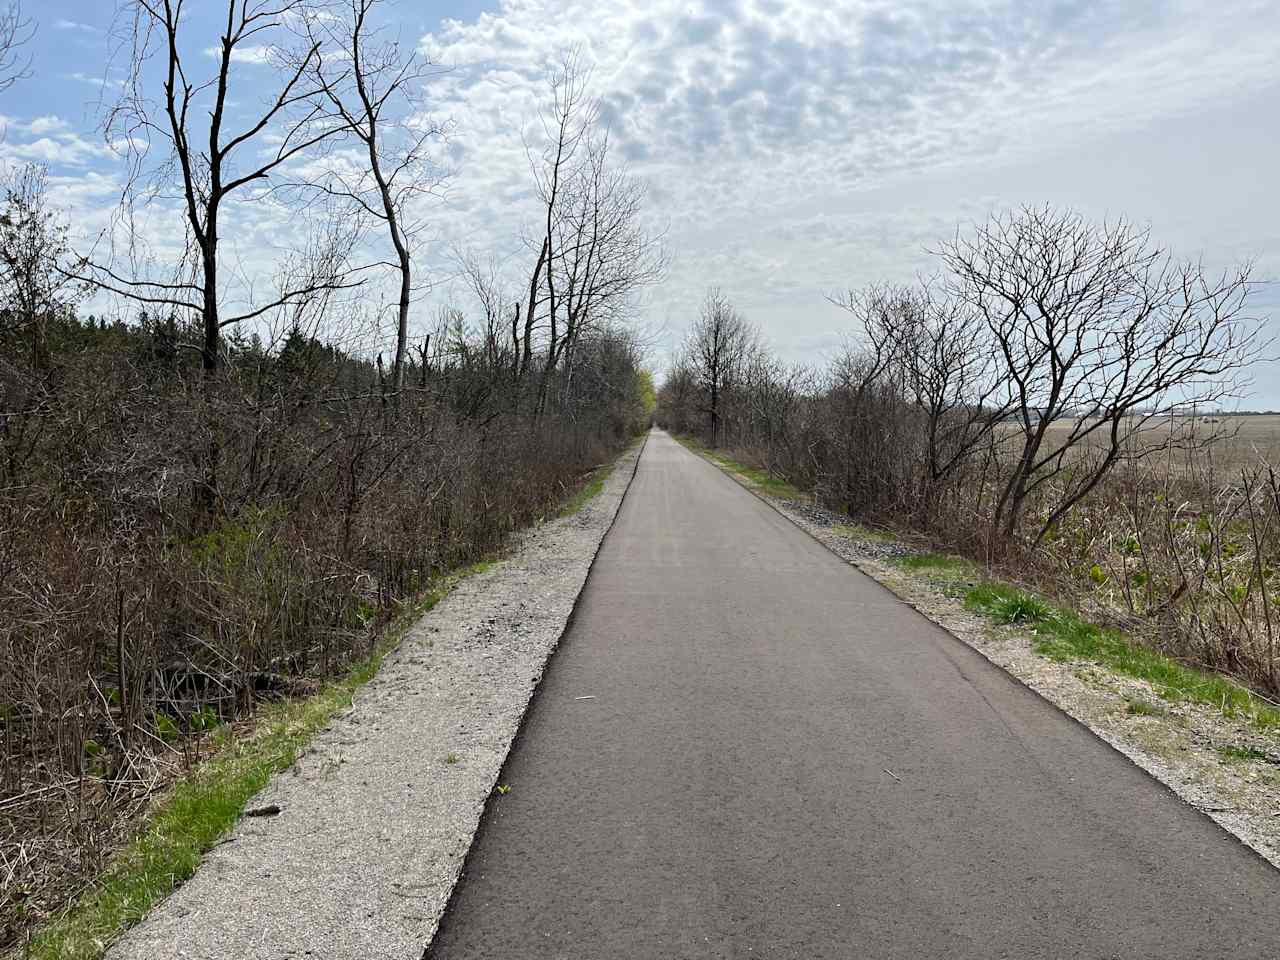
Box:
<box><xmin>1008</xmin><ymin>414</ymin><xmax>1280</xmax><ymax>474</ymax></box>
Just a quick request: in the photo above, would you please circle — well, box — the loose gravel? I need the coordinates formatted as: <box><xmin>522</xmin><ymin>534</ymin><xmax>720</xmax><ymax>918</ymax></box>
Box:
<box><xmin>105</xmin><ymin>438</ymin><xmax>645</xmax><ymax>960</ymax></box>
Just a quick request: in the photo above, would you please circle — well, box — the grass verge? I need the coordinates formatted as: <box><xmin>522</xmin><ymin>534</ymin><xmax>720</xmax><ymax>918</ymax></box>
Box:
<box><xmin>18</xmin><ymin>561</ymin><xmax>489</xmax><ymax>960</ymax></box>
<box><xmin>674</xmin><ymin>434</ymin><xmax>803</xmax><ymax>499</ymax></box>
<box><xmin>556</xmin><ymin>433</ymin><xmax>646</xmax><ymax>519</ymax></box>
<box><xmin>832</xmin><ymin>522</ymin><xmax>897</xmax><ymax>543</ymax></box>
<box><xmin>557</xmin><ymin>466</ymin><xmax>610</xmax><ymax>518</ymax></box>
<box><xmin>895</xmin><ymin>552</ymin><xmax>979</xmax><ymax>576</ymax></box>
<box><xmin>893</xmin><ymin>552</ymin><xmax>1280</xmax><ymax>733</ymax></box>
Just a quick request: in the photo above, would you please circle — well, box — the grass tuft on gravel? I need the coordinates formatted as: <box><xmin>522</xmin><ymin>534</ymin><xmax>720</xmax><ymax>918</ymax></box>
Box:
<box><xmin>831</xmin><ymin>523</ymin><xmax>897</xmax><ymax>543</ymax></box>
<box><xmin>21</xmin><ymin>563</ymin><xmax>489</xmax><ymax>960</ymax></box>
<box><xmin>1125</xmin><ymin>698</ymin><xmax>1167</xmax><ymax>717</ymax></box>
<box><xmin>1217</xmin><ymin>744</ymin><xmax>1274</xmax><ymax>763</ymax></box>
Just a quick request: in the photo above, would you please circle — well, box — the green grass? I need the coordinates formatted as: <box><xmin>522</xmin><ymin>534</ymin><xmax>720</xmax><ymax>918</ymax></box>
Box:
<box><xmin>892</xmin><ymin>549</ymin><xmax>1280</xmax><ymax>732</ymax></box>
<box><xmin>22</xmin><ymin>562</ymin><xmax>488</xmax><ymax>960</ymax></box>
<box><xmin>964</xmin><ymin>582</ymin><xmax>1051</xmax><ymax>624</ymax></box>
<box><xmin>674</xmin><ymin>434</ymin><xmax>803</xmax><ymax>499</ymax></box>
<box><xmin>958</xmin><ymin>580</ymin><xmax>1280</xmax><ymax>732</ymax></box>
<box><xmin>832</xmin><ymin>523</ymin><xmax>897</xmax><ymax>543</ymax></box>
<box><xmin>1125</xmin><ymin>698</ymin><xmax>1167</xmax><ymax>717</ymax></box>
<box><xmin>556</xmin><ymin>464</ymin><xmax>611</xmax><ymax>518</ymax></box>
<box><xmin>1216</xmin><ymin>744</ymin><xmax>1273</xmax><ymax>763</ymax></box>
<box><xmin>894</xmin><ymin>553</ymin><xmax>978</xmax><ymax>576</ymax></box>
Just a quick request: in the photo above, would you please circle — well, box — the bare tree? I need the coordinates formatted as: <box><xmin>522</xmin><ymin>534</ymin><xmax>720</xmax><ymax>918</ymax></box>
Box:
<box><xmin>298</xmin><ymin>0</ymin><xmax>446</xmax><ymax>398</ymax></box>
<box><xmin>518</xmin><ymin>49</ymin><xmax>594</xmax><ymax>400</ymax></box>
<box><xmin>834</xmin><ymin>280</ymin><xmax>1011</xmax><ymax>506</ymax></box>
<box><xmin>69</xmin><ymin>1</ymin><xmax>370</xmax><ymax>515</ymax></box>
<box><xmin>492</xmin><ymin>50</ymin><xmax>663</xmax><ymax>416</ymax></box>
<box><xmin>456</xmin><ymin>251</ymin><xmax>517</xmax><ymax>378</ymax></box>
<box><xmin>0</xmin><ymin>1</ymin><xmax>33</xmax><ymax>93</ymax></box>
<box><xmin>551</xmin><ymin>131</ymin><xmax>665</xmax><ymax>412</ymax></box>
<box><xmin>89</xmin><ymin>0</ymin><xmax>358</xmax><ymax>374</ymax></box>
<box><xmin>939</xmin><ymin>205</ymin><xmax>1267</xmax><ymax>547</ymax></box>
<box><xmin>735</xmin><ymin>350</ymin><xmax>814</xmax><ymax>477</ymax></box>
<box><xmin>683</xmin><ymin>288</ymin><xmax>759</xmax><ymax>446</ymax></box>
<box><xmin>0</xmin><ymin>164</ymin><xmax>80</xmax><ymax>373</ymax></box>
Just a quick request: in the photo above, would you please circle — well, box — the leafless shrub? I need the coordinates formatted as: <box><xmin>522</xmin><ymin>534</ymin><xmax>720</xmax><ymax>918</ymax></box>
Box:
<box><xmin>0</xmin><ymin>314</ymin><xmax>651</xmax><ymax>943</ymax></box>
<box><xmin>939</xmin><ymin>205</ymin><xmax>1265</xmax><ymax>550</ymax></box>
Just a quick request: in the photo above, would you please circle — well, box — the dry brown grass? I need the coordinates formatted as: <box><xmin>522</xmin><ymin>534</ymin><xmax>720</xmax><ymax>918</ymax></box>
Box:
<box><xmin>1018</xmin><ymin>415</ymin><xmax>1280</xmax><ymax>474</ymax></box>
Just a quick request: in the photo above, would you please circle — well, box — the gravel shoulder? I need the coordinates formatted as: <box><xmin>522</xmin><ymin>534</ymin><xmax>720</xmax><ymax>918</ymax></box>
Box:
<box><xmin>693</xmin><ymin>449</ymin><xmax>1280</xmax><ymax>872</ymax></box>
<box><xmin>105</xmin><ymin>437</ymin><xmax>646</xmax><ymax>960</ymax></box>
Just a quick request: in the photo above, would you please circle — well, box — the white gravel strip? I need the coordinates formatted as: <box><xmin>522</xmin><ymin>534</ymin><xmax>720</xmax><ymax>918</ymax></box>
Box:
<box><xmin>106</xmin><ymin>437</ymin><xmax>646</xmax><ymax>960</ymax></box>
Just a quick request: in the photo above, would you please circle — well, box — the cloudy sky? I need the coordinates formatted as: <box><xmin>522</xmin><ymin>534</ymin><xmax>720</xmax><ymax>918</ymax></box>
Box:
<box><xmin>3</xmin><ymin>0</ymin><xmax>1279</xmax><ymax>401</ymax></box>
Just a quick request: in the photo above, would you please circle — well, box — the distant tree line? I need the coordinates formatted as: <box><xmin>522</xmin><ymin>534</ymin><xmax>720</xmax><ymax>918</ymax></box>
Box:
<box><xmin>660</xmin><ymin>205</ymin><xmax>1266</xmax><ymax>551</ymax></box>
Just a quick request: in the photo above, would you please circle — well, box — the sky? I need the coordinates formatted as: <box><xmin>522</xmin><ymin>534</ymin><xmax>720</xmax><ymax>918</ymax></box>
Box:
<box><xmin>2</xmin><ymin>0</ymin><xmax>1279</xmax><ymax>402</ymax></box>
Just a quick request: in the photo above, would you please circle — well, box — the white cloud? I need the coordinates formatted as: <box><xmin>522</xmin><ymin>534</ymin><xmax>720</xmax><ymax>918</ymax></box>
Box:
<box><xmin>413</xmin><ymin>0</ymin><xmax>1280</xmax><ymax>382</ymax></box>
<box><xmin>0</xmin><ymin>118</ymin><xmax>120</xmax><ymax>169</ymax></box>
<box><xmin>203</xmin><ymin>44</ymin><xmax>275</xmax><ymax>65</ymax></box>
<box><xmin>26</xmin><ymin>116</ymin><xmax>71</xmax><ymax>136</ymax></box>
<box><xmin>65</xmin><ymin>71</ymin><xmax>124</xmax><ymax>90</ymax></box>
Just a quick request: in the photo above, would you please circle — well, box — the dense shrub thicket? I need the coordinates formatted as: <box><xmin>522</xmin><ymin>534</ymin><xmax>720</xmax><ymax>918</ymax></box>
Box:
<box><xmin>0</xmin><ymin>303</ymin><xmax>652</xmax><ymax>942</ymax></box>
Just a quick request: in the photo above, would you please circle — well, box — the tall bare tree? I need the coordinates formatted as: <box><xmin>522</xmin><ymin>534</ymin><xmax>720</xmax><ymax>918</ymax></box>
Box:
<box><xmin>484</xmin><ymin>50</ymin><xmax>662</xmax><ymax>416</ymax></box>
<box><xmin>299</xmin><ymin>0</ymin><xmax>445</xmax><ymax>398</ymax></box>
<box><xmin>550</xmin><ymin>131</ymin><xmax>665</xmax><ymax>412</ymax></box>
<box><xmin>73</xmin><ymin>1</ymin><xmax>368</xmax><ymax>515</ymax></box>
<box><xmin>939</xmin><ymin>205</ymin><xmax>1267</xmax><ymax>546</ymax></box>
<box><xmin>684</xmin><ymin>288</ymin><xmax>759</xmax><ymax>446</ymax></box>
<box><xmin>517</xmin><ymin>49</ymin><xmax>594</xmax><ymax>395</ymax></box>
<box><xmin>834</xmin><ymin>281</ymin><xmax>1011</xmax><ymax>501</ymax></box>
<box><xmin>91</xmin><ymin>0</ymin><xmax>357</xmax><ymax>374</ymax></box>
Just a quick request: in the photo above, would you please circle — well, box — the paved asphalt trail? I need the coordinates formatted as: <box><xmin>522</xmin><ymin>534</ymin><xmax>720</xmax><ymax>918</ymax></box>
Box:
<box><xmin>428</xmin><ymin>431</ymin><xmax>1280</xmax><ymax>959</ymax></box>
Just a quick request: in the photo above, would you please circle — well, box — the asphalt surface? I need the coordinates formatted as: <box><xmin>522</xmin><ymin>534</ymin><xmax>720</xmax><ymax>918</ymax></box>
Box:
<box><xmin>428</xmin><ymin>430</ymin><xmax>1280</xmax><ymax>959</ymax></box>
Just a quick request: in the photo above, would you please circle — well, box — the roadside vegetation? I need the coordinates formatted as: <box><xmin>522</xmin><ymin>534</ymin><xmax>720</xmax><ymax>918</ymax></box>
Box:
<box><xmin>0</xmin><ymin>3</ymin><xmax>660</xmax><ymax>949</ymax></box>
<box><xmin>892</xmin><ymin>554</ymin><xmax>1280</xmax><ymax>732</ymax></box>
<box><xmin>674</xmin><ymin>435</ymin><xmax>802</xmax><ymax>499</ymax></box>
<box><xmin>20</xmin><ymin>560</ymin><xmax>491</xmax><ymax>960</ymax></box>
<box><xmin>659</xmin><ymin>206</ymin><xmax>1280</xmax><ymax>718</ymax></box>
